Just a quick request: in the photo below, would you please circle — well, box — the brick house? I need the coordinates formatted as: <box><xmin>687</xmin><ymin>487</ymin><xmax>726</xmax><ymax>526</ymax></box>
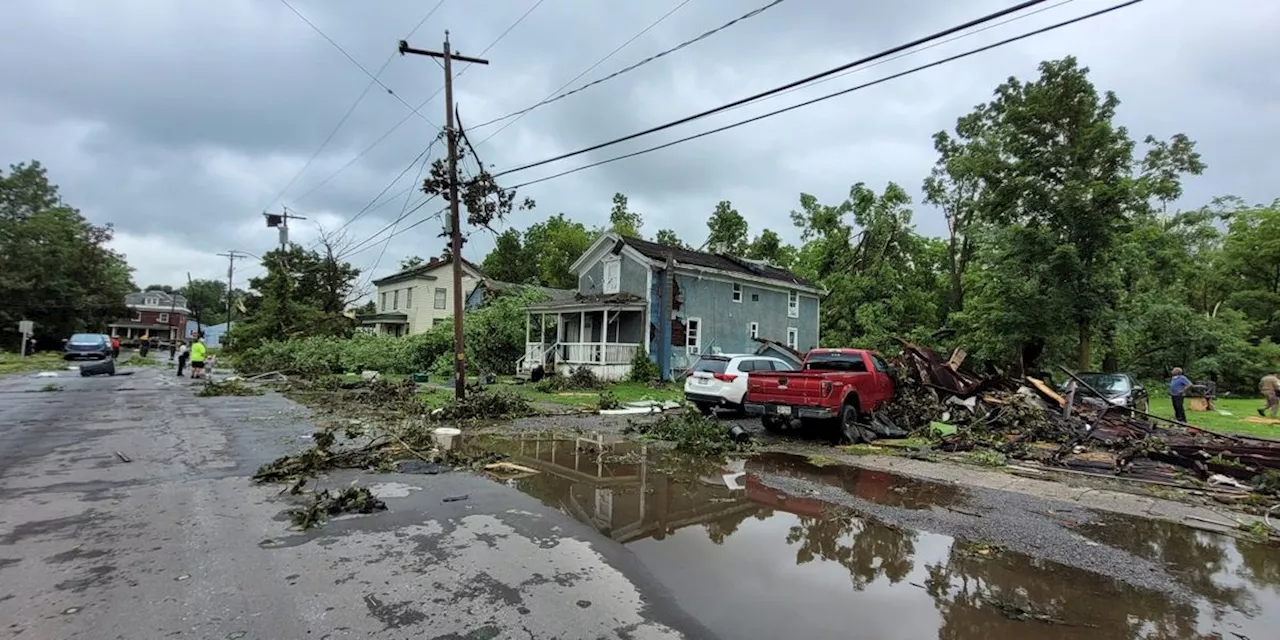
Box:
<box><xmin>108</xmin><ymin>290</ymin><xmax>191</xmax><ymax>345</ymax></box>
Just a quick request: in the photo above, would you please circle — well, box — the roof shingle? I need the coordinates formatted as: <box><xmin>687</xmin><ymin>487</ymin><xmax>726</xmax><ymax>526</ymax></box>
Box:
<box><xmin>619</xmin><ymin>236</ymin><xmax>815</xmax><ymax>288</ymax></box>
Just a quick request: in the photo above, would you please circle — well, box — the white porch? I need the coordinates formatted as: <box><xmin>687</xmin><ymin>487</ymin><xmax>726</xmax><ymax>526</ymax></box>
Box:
<box><xmin>519</xmin><ymin>302</ymin><xmax>647</xmax><ymax>381</ymax></box>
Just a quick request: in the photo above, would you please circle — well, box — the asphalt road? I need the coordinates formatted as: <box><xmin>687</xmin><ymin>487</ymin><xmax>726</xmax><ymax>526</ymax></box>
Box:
<box><xmin>0</xmin><ymin>365</ymin><xmax>710</xmax><ymax>639</ymax></box>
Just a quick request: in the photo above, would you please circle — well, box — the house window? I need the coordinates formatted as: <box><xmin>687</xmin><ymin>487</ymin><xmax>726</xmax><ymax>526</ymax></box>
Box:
<box><xmin>158</xmin><ymin>313</ymin><xmax>169</xmax><ymax>324</ymax></box>
<box><xmin>405</xmin><ymin>287</ymin><xmax>413</xmax><ymax>309</ymax></box>
<box><xmin>392</xmin><ymin>289</ymin><xmax>399</xmax><ymax>310</ymax></box>
<box><xmin>732</xmin><ymin>283</ymin><xmax>742</xmax><ymax>303</ymax></box>
<box><xmin>145</xmin><ymin>297</ymin><xmax>158</xmax><ymax>306</ymax></box>
<box><xmin>381</xmin><ymin>292</ymin><xmax>388</xmax><ymax>311</ymax></box>
<box><xmin>603</xmin><ymin>257</ymin><xmax>621</xmax><ymax>295</ymax></box>
<box><xmin>788</xmin><ymin>290</ymin><xmax>799</xmax><ymax>318</ymax></box>
<box><xmin>434</xmin><ymin>287</ymin><xmax>447</xmax><ymax>309</ymax></box>
<box><xmin>131</xmin><ymin>309</ymin><xmax>142</xmax><ymax>322</ymax></box>
<box><xmin>686</xmin><ymin>317</ymin><xmax>701</xmax><ymax>356</ymax></box>
<box><xmin>752</xmin><ymin>293</ymin><xmax>760</xmax><ymax>302</ymax></box>
<box><xmin>749</xmin><ymin>322</ymin><xmax>759</xmax><ymax>339</ymax></box>
<box><xmin>786</xmin><ymin>327</ymin><xmax>798</xmax><ymax>350</ymax></box>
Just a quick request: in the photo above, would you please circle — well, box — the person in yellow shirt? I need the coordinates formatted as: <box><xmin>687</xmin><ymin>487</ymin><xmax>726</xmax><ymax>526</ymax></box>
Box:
<box><xmin>190</xmin><ymin>335</ymin><xmax>207</xmax><ymax>379</ymax></box>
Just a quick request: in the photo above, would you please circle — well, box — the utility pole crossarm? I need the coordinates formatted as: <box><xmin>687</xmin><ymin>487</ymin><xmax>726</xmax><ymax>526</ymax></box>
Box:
<box><xmin>398</xmin><ymin>40</ymin><xmax>489</xmax><ymax>65</ymax></box>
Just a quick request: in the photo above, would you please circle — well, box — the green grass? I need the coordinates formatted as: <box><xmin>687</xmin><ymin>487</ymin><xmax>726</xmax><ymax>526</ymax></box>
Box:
<box><xmin>1147</xmin><ymin>395</ymin><xmax>1280</xmax><ymax>440</ymax></box>
<box><xmin>0</xmin><ymin>351</ymin><xmax>65</xmax><ymax>375</ymax></box>
<box><xmin>518</xmin><ymin>381</ymin><xmax>683</xmax><ymax>408</ymax></box>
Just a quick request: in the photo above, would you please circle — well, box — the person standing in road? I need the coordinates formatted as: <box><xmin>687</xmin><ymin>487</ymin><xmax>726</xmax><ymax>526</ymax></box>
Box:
<box><xmin>189</xmin><ymin>335</ymin><xmax>207</xmax><ymax>379</ymax></box>
<box><xmin>176</xmin><ymin>341</ymin><xmax>189</xmax><ymax>377</ymax></box>
<box><xmin>1258</xmin><ymin>371</ymin><xmax>1280</xmax><ymax>418</ymax></box>
<box><xmin>1169</xmin><ymin>367</ymin><xmax>1192</xmax><ymax>423</ymax></box>
<box><xmin>110</xmin><ymin>335</ymin><xmax>121</xmax><ymax>359</ymax></box>
<box><xmin>169</xmin><ymin>339</ymin><xmax>177</xmax><ymax>361</ymax></box>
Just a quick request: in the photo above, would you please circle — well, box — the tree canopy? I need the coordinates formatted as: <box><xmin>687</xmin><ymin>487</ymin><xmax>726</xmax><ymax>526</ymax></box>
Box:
<box><xmin>0</xmin><ymin>161</ymin><xmax>134</xmax><ymax>345</ymax></box>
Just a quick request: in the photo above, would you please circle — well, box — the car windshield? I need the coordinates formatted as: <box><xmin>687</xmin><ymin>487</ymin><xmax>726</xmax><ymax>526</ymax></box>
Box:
<box><xmin>1077</xmin><ymin>373</ymin><xmax>1131</xmax><ymax>394</ymax></box>
<box><xmin>692</xmin><ymin>358</ymin><xmax>729</xmax><ymax>374</ymax></box>
<box><xmin>69</xmin><ymin>334</ymin><xmax>102</xmax><ymax>344</ymax></box>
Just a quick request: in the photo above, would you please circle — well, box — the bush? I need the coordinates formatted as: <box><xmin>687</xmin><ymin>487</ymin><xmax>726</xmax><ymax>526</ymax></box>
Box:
<box><xmin>628</xmin><ymin>346</ymin><xmax>661</xmax><ymax>383</ymax></box>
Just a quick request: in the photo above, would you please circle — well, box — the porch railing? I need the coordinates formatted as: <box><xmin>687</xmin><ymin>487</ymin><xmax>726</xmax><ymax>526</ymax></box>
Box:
<box><xmin>517</xmin><ymin>342</ymin><xmax>558</xmax><ymax>373</ymax></box>
<box><xmin>560</xmin><ymin>342</ymin><xmax>639</xmax><ymax>365</ymax></box>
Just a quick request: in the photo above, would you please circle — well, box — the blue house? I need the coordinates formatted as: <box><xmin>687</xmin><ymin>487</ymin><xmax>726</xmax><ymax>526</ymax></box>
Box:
<box><xmin>519</xmin><ymin>232</ymin><xmax>822</xmax><ymax>381</ymax></box>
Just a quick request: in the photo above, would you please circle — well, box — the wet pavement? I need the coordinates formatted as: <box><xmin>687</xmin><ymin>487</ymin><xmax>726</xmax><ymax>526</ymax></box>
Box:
<box><xmin>460</xmin><ymin>433</ymin><xmax>1280</xmax><ymax>640</ymax></box>
<box><xmin>0</xmin><ymin>367</ymin><xmax>704</xmax><ymax>639</ymax></box>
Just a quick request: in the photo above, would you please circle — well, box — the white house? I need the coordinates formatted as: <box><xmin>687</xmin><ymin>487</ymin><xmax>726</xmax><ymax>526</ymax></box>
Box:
<box><xmin>361</xmin><ymin>256</ymin><xmax>484</xmax><ymax>336</ymax></box>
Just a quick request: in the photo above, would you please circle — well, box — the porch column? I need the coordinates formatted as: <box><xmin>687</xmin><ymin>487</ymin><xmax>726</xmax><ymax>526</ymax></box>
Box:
<box><xmin>579</xmin><ymin>311</ymin><xmax>586</xmax><ymax>350</ymax></box>
<box><xmin>525</xmin><ymin>313</ymin><xmax>531</xmax><ymax>344</ymax></box>
<box><xmin>602</xmin><ymin>310</ymin><xmax>610</xmax><ymax>363</ymax></box>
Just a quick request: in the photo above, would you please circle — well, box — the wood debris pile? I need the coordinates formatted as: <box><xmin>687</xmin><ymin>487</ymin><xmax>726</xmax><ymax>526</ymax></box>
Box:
<box><xmin>888</xmin><ymin>341</ymin><xmax>1280</xmax><ymax>495</ymax></box>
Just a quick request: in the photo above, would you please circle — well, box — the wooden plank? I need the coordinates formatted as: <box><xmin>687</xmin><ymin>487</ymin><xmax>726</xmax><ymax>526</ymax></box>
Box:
<box><xmin>1027</xmin><ymin>376</ymin><xmax>1066</xmax><ymax>407</ymax></box>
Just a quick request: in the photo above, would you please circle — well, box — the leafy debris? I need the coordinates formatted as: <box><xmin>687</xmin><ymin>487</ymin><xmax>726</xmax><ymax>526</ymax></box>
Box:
<box><xmin>197</xmin><ymin>379</ymin><xmax>264</xmax><ymax>397</ymax></box>
<box><xmin>288</xmin><ymin>486</ymin><xmax>387</xmax><ymax>530</ymax></box>
<box><xmin>624</xmin><ymin>410</ymin><xmax>751</xmax><ymax>456</ymax></box>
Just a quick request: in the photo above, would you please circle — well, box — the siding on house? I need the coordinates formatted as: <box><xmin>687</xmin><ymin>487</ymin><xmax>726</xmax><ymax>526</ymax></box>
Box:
<box><xmin>578</xmin><ymin>252</ymin><xmax>648</xmax><ymax>298</ymax></box>
<box><xmin>660</xmin><ymin>272</ymin><xmax>820</xmax><ymax>374</ymax></box>
<box><xmin>371</xmin><ymin>260</ymin><xmax>481</xmax><ymax>335</ymax></box>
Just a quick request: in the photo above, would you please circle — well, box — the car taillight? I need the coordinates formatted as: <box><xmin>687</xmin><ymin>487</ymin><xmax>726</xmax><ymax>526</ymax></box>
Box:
<box><xmin>713</xmin><ymin>373</ymin><xmax>738</xmax><ymax>382</ymax></box>
<box><xmin>820</xmin><ymin>380</ymin><xmax>833</xmax><ymax>396</ymax></box>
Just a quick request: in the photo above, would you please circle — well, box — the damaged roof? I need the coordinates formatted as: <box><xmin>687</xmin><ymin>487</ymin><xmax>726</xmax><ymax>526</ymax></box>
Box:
<box><xmin>475</xmin><ymin>278</ymin><xmax>577</xmax><ymax>303</ymax></box>
<box><xmin>619</xmin><ymin>235</ymin><xmax>815</xmax><ymax>288</ymax></box>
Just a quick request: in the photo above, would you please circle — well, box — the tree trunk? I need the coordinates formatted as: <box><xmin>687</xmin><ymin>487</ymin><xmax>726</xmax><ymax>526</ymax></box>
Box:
<box><xmin>1076</xmin><ymin>322</ymin><xmax>1092</xmax><ymax>370</ymax></box>
<box><xmin>1100</xmin><ymin>323</ymin><xmax>1117</xmax><ymax>372</ymax></box>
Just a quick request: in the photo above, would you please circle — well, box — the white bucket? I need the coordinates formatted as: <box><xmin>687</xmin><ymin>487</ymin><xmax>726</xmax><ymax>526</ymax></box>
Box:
<box><xmin>433</xmin><ymin>427</ymin><xmax>462</xmax><ymax>451</ymax></box>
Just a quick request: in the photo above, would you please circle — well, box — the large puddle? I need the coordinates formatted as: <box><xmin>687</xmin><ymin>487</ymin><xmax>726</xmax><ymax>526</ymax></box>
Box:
<box><xmin>462</xmin><ymin>434</ymin><xmax>1280</xmax><ymax>639</ymax></box>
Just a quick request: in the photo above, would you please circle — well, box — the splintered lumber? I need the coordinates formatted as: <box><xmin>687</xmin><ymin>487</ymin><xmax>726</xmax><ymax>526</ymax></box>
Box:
<box><xmin>484</xmin><ymin>461</ymin><xmax>540</xmax><ymax>475</ymax></box>
<box><xmin>1027</xmin><ymin>377</ymin><xmax>1065</xmax><ymax>407</ymax></box>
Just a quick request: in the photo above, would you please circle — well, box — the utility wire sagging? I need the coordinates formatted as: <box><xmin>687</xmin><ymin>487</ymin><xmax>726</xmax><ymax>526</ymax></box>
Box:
<box><xmin>471</xmin><ymin>0</ymin><xmax>781</xmax><ymax>137</ymax></box>
<box><xmin>493</xmin><ymin>0</ymin><xmax>1059</xmax><ymax>178</ymax></box>
<box><xmin>506</xmin><ymin>0</ymin><xmax>1148</xmax><ymax>190</ymax></box>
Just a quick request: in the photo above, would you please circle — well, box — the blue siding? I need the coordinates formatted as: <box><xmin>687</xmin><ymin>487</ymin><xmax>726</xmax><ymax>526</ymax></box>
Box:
<box><xmin>660</xmin><ymin>272</ymin><xmax>819</xmax><ymax>377</ymax></box>
<box><xmin>579</xmin><ymin>254</ymin><xmax>648</xmax><ymax>297</ymax></box>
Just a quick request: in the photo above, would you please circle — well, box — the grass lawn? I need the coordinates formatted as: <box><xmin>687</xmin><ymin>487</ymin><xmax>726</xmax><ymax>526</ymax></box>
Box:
<box><xmin>1147</xmin><ymin>395</ymin><xmax>1280</xmax><ymax>440</ymax></box>
<box><xmin>0</xmin><ymin>351</ymin><xmax>65</xmax><ymax>376</ymax></box>
<box><xmin>459</xmin><ymin>380</ymin><xmax>684</xmax><ymax>409</ymax></box>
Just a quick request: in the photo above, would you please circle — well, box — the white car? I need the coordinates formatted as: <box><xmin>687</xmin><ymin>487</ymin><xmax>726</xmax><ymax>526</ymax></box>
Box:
<box><xmin>684</xmin><ymin>354</ymin><xmax>796</xmax><ymax>415</ymax></box>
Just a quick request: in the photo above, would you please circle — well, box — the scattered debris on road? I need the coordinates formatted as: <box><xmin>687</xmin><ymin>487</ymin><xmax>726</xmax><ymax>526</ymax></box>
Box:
<box><xmin>287</xmin><ymin>486</ymin><xmax>386</xmax><ymax>530</ymax></box>
<box><xmin>625</xmin><ymin>411</ymin><xmax>753</xmax><ymax>455</ymax></box>
<box><xmin>197</xmin><ymin>379</ymin><xmax>264</xmax><ymax>397</ymax></box>
<box><xmin>114</xmin><ymin>451</ymin><xmax>131</xmax><ymax>463</ymax></box>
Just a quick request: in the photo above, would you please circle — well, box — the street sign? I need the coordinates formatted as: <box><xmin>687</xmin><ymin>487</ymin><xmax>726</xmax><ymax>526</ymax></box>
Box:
<box><xmin>18</xmin><ymin>320</ymin><xmax>33</xmax><ymax>334</ymax></box>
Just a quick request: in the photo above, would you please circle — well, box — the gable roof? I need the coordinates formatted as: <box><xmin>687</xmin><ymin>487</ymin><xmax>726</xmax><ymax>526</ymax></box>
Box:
<box><xmin>618</xmin><ymin>235</ymin><xmax>816</xmax><ymax>289</ymax></box>
<box><xmin>372</xmin><ymin>255</ymin><xmax>484</xmax><ymax>287</ymax></box>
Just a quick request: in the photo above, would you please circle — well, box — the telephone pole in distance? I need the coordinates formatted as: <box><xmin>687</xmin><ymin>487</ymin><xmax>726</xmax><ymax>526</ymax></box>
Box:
<box><xmin>264</xmin><ymin>206</ymin><xmax>307</xmax><ymax>250</ymax></box>
<box><xmin>399</xmin><ymin>32</ymin><xmax>489</xmax><ymax>400</ymax></box>
<box><xmin>215</xmin><ymin>250</ymin><xmax>248</xmax><ymax>331</ymax></box>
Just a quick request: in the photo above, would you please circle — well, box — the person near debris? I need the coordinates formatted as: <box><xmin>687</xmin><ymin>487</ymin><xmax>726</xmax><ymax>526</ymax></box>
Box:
<box><xmin>1258</xmin><ymin>372</ymin><xmax>1280</xmax><ymax>418</ymax></box>
<box><xmin>168</xmin><ymin>339</ymin><xmax>177</xmax><ymax>361</ymax></box>
<box><xmin>1169</xmin><ymin>367</ymin><xmax>1192</xmax><ymax>423</ymax></box>
<box><xmin>190</xmin><ymin>335</ymin><xmax>206</xmax><ymax>379</ymax></box>
<box><xmin>110</xmin><ymin>336</ymin><xmax>121</xmax><ymax>359</ymax></box>
<box><xmin>176</xmin><ymin>341</ymin><xmax>189</xmax><ymax>377</ymax></box>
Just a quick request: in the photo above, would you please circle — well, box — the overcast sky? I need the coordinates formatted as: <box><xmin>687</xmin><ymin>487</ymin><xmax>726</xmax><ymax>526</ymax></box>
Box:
<box><xmin>2</xmin><ymin>0</ymin><xmax>1277</xmax><ymax>292</ymax></box>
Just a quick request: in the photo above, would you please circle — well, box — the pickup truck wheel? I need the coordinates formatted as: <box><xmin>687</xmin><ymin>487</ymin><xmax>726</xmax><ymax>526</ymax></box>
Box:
<box><xmin>839</xmin><ymin>404</ymin><xmax>869</xmax><ymax>444</ymax></box>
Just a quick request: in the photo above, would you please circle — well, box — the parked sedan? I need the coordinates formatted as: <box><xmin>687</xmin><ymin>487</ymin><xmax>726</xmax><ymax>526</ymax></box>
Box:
<box><xmin>1062</xmin><ymin>372</ymin><xmax>1148</xmax><ymax>412</ymax></box>
<box><xmin>684</xmin><ymin>354</ymin><xmax>796</xmax><ymax>415</ymax></box>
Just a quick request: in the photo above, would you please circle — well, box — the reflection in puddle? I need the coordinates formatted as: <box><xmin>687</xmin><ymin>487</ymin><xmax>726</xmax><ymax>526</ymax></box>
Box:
<box><xmin>464</xmin><ymin>435</ymin><xmax>1279</xmax><ymax>639</ymax></box>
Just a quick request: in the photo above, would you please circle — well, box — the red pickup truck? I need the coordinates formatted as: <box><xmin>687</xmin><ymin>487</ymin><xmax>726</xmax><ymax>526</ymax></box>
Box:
<box><xmin>743</xmin><ymin>348</ymin><xmax>895</xmax><ymax>442</ymax></box>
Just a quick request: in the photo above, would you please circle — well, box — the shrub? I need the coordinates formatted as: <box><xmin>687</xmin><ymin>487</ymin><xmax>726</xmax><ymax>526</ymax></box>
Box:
<box><xmin>628</xmin><ymin>346</ymin><xmax>661</xmax><ymax>383</ymax></box>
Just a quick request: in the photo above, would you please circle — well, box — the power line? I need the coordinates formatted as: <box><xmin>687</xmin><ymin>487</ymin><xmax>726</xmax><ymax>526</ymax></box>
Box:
<box><xmin>318</xmin><ymin>131</ymin><xmax>446</xmax><ymax>243</ymax></box>
<box><xmin>508</xmin><ymin>0</ymin><xmax>1148</xmax><ymax>190</ymax></box>
<box><xmin>266</xmin><ymin>0</ymin><xmax>447</xmax><ymax>209</ymax></box>
<box><xmin>360</xmin><ymin>151</ymin><xmax>435</xmax><ymax>285</ymax></box>
<box><xmin>340</xmin><ymin>197</ymin><xmax>444</xmax><ymax>260</ymax></box>
<box><xmin>277</xmin><ymin>0</ymin><xmax>438</xmax><ymax>127</ymax></box>
<box><xmin>290</xmin><ymin>0</ymin><xmax>549</xmax><ymax>201</ymax></box>
<box><xmin>493</xmin><ymin>0</ymin><xmax>1057</xmax><ymax>178</ymax></box>
<box><xmin>475</xmin><ymin>0</ymin><xmax>782</xmax><ymax>138</ymax></box>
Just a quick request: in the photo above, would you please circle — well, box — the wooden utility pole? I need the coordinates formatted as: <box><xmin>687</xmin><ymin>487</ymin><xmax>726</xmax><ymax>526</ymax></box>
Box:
<box><xmin>399</xmin><ymin>32</ymin><xmax>489</xmax><ymax>400</ymax></box>
<box><xmin>216</xmin><ymin>250</ymin><xmax>246</xmax><ymax>332</ymax></box>
<box><xmin>264</xmin><ymin>207</ymin><xmax>306</xmax><ymax>250</ymax></box>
